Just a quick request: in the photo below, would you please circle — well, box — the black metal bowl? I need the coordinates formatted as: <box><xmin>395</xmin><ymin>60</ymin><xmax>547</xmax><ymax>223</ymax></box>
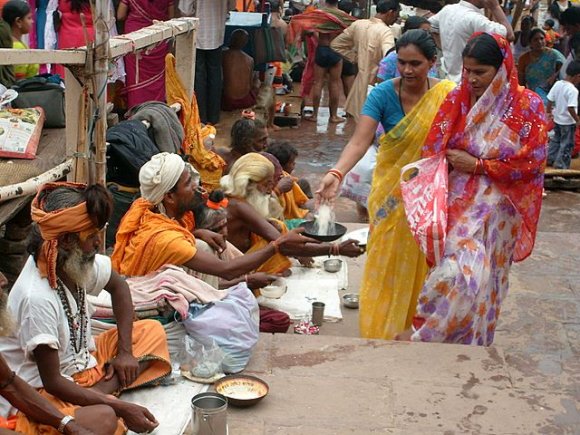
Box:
<box><xmin>301</xmin><ymin>220</ymin><xmax>347</xmax><ymax>242</ymax></box>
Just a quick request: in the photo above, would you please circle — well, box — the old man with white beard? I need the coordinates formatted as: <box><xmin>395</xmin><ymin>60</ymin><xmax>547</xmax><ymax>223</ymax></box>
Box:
<box><xmin>221</xmin><ymin>152</ymin><xmax>364</xmax><ymax>276</ymax></box>
<box><xmin>0</xmin><ymin>182</ymin><xmax>172</xmax><ymax>434</ymax></box>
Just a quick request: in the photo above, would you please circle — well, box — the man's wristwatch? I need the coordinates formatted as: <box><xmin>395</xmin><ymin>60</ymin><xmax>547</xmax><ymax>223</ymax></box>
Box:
<box><xmin>58</xmin><ymin>415</ymin><xmax>75</xmax><ymax>433</ymax></box>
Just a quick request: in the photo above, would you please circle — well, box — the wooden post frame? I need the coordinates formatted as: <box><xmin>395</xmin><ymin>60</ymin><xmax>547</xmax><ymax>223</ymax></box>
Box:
<box><xmin>0</xmin><ymin>17</ymin><xmax>198</xmax><ymax>184</ymax></box>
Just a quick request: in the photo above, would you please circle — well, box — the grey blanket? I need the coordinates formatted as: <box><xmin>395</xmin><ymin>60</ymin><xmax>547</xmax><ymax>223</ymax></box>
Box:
<box><xmin>128</xmin><ymin>101</ymin><xmax>184</xmax><ymax>154</ymax></box>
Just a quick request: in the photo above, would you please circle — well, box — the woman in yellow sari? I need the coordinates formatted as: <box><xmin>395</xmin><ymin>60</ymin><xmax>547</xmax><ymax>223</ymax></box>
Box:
<box><xmin>317</xmin><ymin>30</ymin><xmax>455</xmax><ymax>339</ymax></box>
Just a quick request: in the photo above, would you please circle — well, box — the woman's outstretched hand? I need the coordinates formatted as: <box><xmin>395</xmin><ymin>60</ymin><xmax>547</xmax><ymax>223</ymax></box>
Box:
<box><xmin>315</xmin><ymin>173</ymin><xmax>341</xmax><ymax>207</ymax></box>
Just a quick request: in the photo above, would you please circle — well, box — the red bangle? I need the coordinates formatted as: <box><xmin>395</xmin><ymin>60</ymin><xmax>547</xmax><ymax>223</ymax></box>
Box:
<box><xmin>271</xmin><ymin>239</ymin><xmax>280</xmax><ymax>254</ymax></box>
<box><xmin>327</xmin><ymin>168</ymin><xmax>344</xmax><ymax>184</ymax></box>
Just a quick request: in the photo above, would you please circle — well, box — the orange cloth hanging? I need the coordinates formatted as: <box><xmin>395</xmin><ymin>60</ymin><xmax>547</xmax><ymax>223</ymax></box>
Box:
<box><xmin>165</xmin><ymin>54</ymin><xmax>226</xmax><ymax>191</ymax></box>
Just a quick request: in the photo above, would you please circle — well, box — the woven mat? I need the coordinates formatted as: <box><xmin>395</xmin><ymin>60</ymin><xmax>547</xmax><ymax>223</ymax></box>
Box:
<box><xmin>0</xmin><ymin>128</ymin><xmax>66</xmax><ymax>187</ymax></box>
<box><xmin>0</xmin><ymin>160</ymin><xmax>44</xmax><ymax>186</ymax></box>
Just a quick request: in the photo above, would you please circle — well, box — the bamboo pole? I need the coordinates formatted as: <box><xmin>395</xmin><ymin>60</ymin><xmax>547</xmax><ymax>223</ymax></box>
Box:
<box><xmin>0</xmin><ymin>160</ymin><xmax>73</xmax><ymax>203</ymax></box>
<box><xmin>93</xmin><ymin>0</ymin><xmax>109</xmax><ymax>187</ymax></box>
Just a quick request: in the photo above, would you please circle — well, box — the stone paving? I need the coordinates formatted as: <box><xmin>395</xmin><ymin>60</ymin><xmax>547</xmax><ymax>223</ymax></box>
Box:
<box><xmin>204</xmin><ymin>110</ymin><xmax>580</xmax><ymax>433</ymax></box>
<box><xmin>220</xmin><ymin>191</ymin><xmax>580</xmax><ymax>434</ymax></box>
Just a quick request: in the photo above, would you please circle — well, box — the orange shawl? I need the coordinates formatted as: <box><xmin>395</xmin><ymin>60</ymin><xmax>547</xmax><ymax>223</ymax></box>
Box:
<box><xmin>247</xmin><ymin>218</ymin><xmax>292</xmax><ymax>274</ymax></box>
<box><xmin>165</xmin><ymin>54</ymin><xmax>226</xmax><ymax>191</ymax></box>
<box><xmin>278</xmin><ymin>172</ymin><xmax>309</xmax><ymax>219</ymax></box>
<box><xmin>111</xmin><ymin>198</ymin><xmax>197</xmax><ymax>276</ymax></box>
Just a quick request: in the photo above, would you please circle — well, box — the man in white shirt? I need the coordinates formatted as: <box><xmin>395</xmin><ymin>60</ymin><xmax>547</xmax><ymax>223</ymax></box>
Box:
<box><xmin>429</xmin><ymin>0</ymin><xmax>514</xmax><ymax>83</ymax></box>
<box><xmin>330</xmin><ymin>0</ymin><xmax>400</xmax><ymax>120</ymax></box>
<box><xmin>195</xmin><ymin>0</ymin><xmax>230</xmax><ymax>125</ymax></box>
<box><xmin>0</xmin><ymin>182</ymin><xmax>172</xmax><ymax>434</ymax></box>
<box><xmin>547</xmin><ymin>60</ymin><xmax>580</xmax><ymax>169</ymax></box>
<box><xmin>0</xmin><ymin>271</ymin><xmax>111</xmax><ymax>435</ymax></box>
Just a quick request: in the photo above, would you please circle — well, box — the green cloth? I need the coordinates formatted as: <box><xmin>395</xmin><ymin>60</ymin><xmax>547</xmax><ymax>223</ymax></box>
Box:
<box><xmin>285</xmin><ymin>218</ymin><xmax>306</xmax><ymax>230</ymax></box>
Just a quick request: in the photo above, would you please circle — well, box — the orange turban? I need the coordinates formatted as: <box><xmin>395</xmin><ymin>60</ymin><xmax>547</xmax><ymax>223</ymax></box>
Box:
<box><xmin>31</xmin><ymin>182</ymin><xmax>97</xmax><ymax>289</ymax></box>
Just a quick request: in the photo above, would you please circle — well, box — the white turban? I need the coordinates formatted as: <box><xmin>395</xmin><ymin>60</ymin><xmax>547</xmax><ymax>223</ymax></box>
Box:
<box><xmin>139</xmin><ymin>153</ymin><xmax>190</xmax><ymax>205</ymax></box>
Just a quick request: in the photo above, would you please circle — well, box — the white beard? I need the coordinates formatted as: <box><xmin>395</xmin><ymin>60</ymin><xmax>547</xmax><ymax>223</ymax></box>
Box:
<box><xmin>245</xmin><ymin>186</ymin><xmax>273</xmax><ymax>219</ymax></box>
<box><xmin>268</xmin><ymin>195</ymin><xmax>284</xmax><ymax>220</ymax></box>
<box><xmin>60</xmin><ymin>245</ymin><xmax>97</xmax><ymax>289</ymax></box>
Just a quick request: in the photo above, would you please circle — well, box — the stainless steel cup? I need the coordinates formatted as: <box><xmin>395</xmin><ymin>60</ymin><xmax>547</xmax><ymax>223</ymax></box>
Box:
<box><xmin>191</xmin><ymin>392</ymin><xmax>228</xmax><ymax>435</ymax></box>
<box><xmin>311</xmin><ymin>302</ymin><xmax>325</xmax><ymax>326</ymax></box>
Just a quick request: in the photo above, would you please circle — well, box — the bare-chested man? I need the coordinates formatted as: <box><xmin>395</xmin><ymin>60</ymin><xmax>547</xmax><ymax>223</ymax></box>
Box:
<box><xmin>221</xmin><ymin>153</ymin><xmax>364</xmax><ymax>275</ymax></box>
<box><xmin>269</xmin><ymin>0</ymin><xmax>288</xmax><ymax>37</ymax></box>
<box><xmin>308</xmin><ymin>0</ymin><xmax>349</xmax><ymax>123</ymax></box>
<box><xmin>215</xmin><ymin>116</ymin><xmax>269</xmax><ymax>173</ymax></box>
<box><xmin>288</xmin><ymin>0</ymin><xmax>356</xmax><ymax>123</ymax></box>
<box><xmin>222</xmin><ymin>30</ymin><xmax>259</xmax><ymax>111</ymax></box>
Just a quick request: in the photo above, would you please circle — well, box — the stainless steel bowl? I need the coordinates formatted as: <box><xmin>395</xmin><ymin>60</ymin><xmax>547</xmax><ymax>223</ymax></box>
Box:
<box><xmin>323</xmin><ymin>259</ymin><xmax>343</xmax><ymax>273</ymax></box>
<box><xmin>342</xmin><ymin>293</ymin><xmax>359</xmax><ymax>309</ymax></box>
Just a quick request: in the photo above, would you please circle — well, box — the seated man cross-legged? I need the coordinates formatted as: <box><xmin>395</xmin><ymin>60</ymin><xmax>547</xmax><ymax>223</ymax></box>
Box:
<box><xmin>0</xmin><ymin>271</ymin><xmax>110</xmax><ymax>435</ymax></box>
<box><xmin>0</xmin><ymin>183</ymin><xmax>172</xmax><ymax>434</ymax></box>
<box><xmin>194</xmin><ymin>189</ymin><xmax>293</xmax><ymax>333</ymax></box>
<box><xmin>221</xmin><ymin>152</ymin><xmax>365</xmax><ymax>275</ymax></box>
<box><xmin>112</xmin><ymin>153</ymin><xmax>313</xmax><ymax>292</ymax></box>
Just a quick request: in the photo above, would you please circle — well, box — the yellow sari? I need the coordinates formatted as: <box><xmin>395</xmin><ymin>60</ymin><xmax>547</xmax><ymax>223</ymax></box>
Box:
<box><xmin>360</xmin><ymin>80</ymin><xmax>455</xmax><ymax>340</ymax></box>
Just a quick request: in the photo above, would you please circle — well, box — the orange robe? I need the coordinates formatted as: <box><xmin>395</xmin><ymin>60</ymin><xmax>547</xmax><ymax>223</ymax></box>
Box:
<box><xmin>246</xmin><ymin>219</ymin><xmax>292</xmax><ymax>274</ymax></box>
<box><xmin>165</xmin><ymin>54</ymin><xmax>226</xmax><ymax>191</ymax></box>
<box><xmin>112</xmin><ymin>198</ymin><xmax>197</xmax><ymax>277</ymax></box>
<box><xmin>278</xmin><ymin>172</ymin><xmax>309</xmax><ymax>220</ymax></box>
<box><xmin>14</xmin><ymin>320</ymin><xmax>171</xmax><ymax>434</ymax></box>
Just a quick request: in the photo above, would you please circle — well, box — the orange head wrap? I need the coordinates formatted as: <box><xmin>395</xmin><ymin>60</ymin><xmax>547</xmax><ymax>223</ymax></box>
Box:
<box><xmin>31</xmin><ymin>182</ymin><xmax>97</xmax><ymax>289</ymax></box>
<box><xmin>206</xmin><ymin>197</ymin><xmax>229</xmax><ymax>210</ymax></box>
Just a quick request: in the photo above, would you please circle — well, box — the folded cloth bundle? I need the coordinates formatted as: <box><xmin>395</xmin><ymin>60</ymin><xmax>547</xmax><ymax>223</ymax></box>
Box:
<box><xmin>88</xmin><ymin>265</ymin><xmax>227</xmax><ymax>318</ymax></box>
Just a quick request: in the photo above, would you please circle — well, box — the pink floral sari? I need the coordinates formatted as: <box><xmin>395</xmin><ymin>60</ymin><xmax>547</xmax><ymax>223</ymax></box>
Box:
<box><xmin>411</xmin><ymin>33</ymin><xmax>547</xmax><ymax>346</ymax></box>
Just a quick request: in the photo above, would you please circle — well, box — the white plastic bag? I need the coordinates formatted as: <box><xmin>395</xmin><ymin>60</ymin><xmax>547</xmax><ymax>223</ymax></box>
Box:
<box><xmin>181</xmin><ymin>336</ymin><xmax>225</xmax><ymax>379</ymax></box>
<box><xmin>180</xmin><ymin>283</ymin><xmax>259</xmax><ymax>373</ymax></box>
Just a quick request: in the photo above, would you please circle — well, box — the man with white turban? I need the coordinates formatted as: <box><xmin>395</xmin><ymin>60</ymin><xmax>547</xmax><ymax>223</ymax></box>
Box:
<box><xmin>112</xmin><ymin>152</ymin><xmax>312</xmax><ymax>283</ymax></box>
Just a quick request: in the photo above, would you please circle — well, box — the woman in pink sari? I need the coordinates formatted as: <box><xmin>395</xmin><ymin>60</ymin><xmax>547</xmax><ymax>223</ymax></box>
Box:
<box><xmin>54</xmin><ymin>0</ymin><xmax>94</xmax><ymax>77</ymax></box>
<box><xmin>117</xmin><ymin>0</ymin><xmax>174</xmax><ymax>109</ymax></box>
<box><xmin>410</xmin><ymin>33</ymin><xmax>547</xmax><ymax>346</ymax></box>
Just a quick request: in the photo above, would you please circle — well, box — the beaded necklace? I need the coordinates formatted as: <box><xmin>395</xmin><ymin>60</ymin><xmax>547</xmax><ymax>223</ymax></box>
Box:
<box><xmin>56</xmin><ymin>278</ymin><xmax>90</xmax><ymax>371</ymax></box>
